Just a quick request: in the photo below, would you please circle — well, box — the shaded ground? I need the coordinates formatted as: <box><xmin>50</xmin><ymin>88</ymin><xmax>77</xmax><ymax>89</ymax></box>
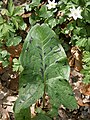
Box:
<box><xmin>0</xmin><ymin>67</ymin><xmax>18</xmax><ymax>120</ymax></box>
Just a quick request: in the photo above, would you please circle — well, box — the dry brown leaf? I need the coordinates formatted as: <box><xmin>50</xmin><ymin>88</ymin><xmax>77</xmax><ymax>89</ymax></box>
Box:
<box><xmin>30</xmin><ymin>104</ymin><xmax>36</xmax><ymax>118</ymax></box>
<box><xmin>77</xmin><ymin>98</ymin><xmax>90</xmax><ymax>107</ymax></box>
<box><xmin>6</xmin><ymin>96</ymin><xmax>17</xmax><ymax>102</ymax></box>
<box><xmin>74</xmin><ymin>59</ymin><xmax>82</xmax><ymax>71</ymax></box>
<box><xmin>0</xmin><ymin>67</ymin><xmax>3</xmax><ymax>73</ymax></box>
<box><xmin>69</xmin><ymin>46</ymin><xmax>82</xmax><ymax>71</ymax></box>
<box><xmin>7</xmin><ymin>44</ymin><xmax>22</xmax><ymax>58</ymax></box>
<box><xmin>69</xmin><ymin>57</ymin><xmax>75</xmax><ymax>67</ymax></box>
<box><xmin>22</xmin><ymin>13</ymin><xmax>31</xmax><ymax>18</ymax></box>
<box><xmin>0</xmin><ymin>106</ymin><xmax>9</xmax><ymax>120</ymax></box>
<box><xmin>80</xmin><ymin>83</ymin><xmax>90</xmax><ymax>96</ymax></box>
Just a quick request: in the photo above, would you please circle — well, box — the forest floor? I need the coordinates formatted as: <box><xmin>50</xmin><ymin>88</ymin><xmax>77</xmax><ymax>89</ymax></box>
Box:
<box><xmin>0</xmin><ymin>0</ymin><xmax>90</xmax><ymax>120</ymax></box>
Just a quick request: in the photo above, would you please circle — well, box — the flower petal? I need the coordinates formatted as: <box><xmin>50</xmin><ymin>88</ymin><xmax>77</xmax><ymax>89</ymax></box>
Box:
<box><xmin>69</xmin><ymin>6</ymin><xmax>82</xmax><ymax>20</ymax></box>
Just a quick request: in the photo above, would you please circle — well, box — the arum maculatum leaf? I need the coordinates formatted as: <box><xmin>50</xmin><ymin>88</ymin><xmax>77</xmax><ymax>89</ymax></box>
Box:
<box><xmin>14</xmin><ymin>23</ymin><xmax>77</xmax><ymax>119</ymax></box>
<box><xmin>32</xmin><ymin>114</ymin><xmax>52</xmax><ymax>120</ymax></box>
<box><xmin>14</xmin><ymin>107</ymin><xmax>31</xmax><ymax>120</ymax></box>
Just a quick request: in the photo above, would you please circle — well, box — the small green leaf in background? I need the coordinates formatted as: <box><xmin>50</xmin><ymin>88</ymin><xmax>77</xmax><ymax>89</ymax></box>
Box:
<box><xmin>12</xmin><ymin>58</ymin><xmax>23</xmax><ymax>73</ymax></box>
<box><xmin>13</xmin><ymin>6</ymin><xmax>24</xmax><ymax>16</ymax></box>
<box><xmin>6</xmin><ymin>36</ymin><xmax>22</xmax><ymax>46</ymax></box>
<box><xmin>8</xmin><ymin>0</ymin><xmax>14</xmax><ymax>16</ymax></box>
<box><xmin>47</xmin><ymin>18</ymin><xmax>60</xmax><ymax>28</ymax></box>
<box><xmin>83</xmin><ymin>7</ymin><xmax>90</xmax><ymax>23</ymax></box>
<box><xmin>39</xmin><ymin>5</ymin><xmax>52</xmax><ymax>19</ymax></box>
<box><xmin>2</xmin><ymin>23</ymin><xmax>15</xmax><ymax>35</ymax></box>
<box><xmin>30</xmin><ymin>0</ymin><xmax>41</xmax><ymax>6</ymax></box>
<box><xmin>1</xmin><ymin>50</ymin><xmax>8</xmax><ymax>58</ymax></box>
<box><xmin>12</xmin><ymin>16</ymin><xmax>20</xmax><ymax>29</ymax></box>
<box><xmin>0</xmin><ymin>16</ymin><xmax>4</xmax><ymax>24</ymax></box>
<box><xmin>12</xmin><ymin>16</ymin><xmax>27</xmax><ymax>30</ymax></box>
<box><xmin>81</xmin><ymin>51</ymin><xmax>90</xmax><ymax>84</ymax></box>
<box><xmin>0</xmin><ymin>50</ymin><xmax>10</xmax><ymax>67</ymax></box>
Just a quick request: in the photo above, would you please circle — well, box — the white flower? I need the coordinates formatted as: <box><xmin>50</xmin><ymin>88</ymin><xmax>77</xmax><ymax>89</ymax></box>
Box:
<box><xmin>46</xmin><ymin>0</ymin><xmax>57</xmax><ymax>9</ymax></box>
<box><xmin>69</xmin><ymin>6</ymin><xmax>82</xmax><ymax>20</ymax></box>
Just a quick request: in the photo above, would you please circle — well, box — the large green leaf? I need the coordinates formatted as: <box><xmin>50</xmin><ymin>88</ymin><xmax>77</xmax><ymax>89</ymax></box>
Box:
<box><xmin>14</xmin><ymin>68</ymin><xmax>44</xmax><ymax>114</ymax></box>
<box><xmin>32</xmin><ymin>114</ymin><xmax>52</xmax><ymax>120</ymax></box>
<box><xmin>14</xmin><ymin>24</ymin><xmax>77</xmax><ymax>119</ymax></box>
<box><xmin>14</xmin><ymin>107</ymin><xmax>31</xmax><ymax>120</ymax></box>
<box><xmin>47</xmin><ymin>79</ymin><xmax>77</xmax><ymax>111</ymax></box>
<box><xmin>20</xmin><ymin>24</ymin><xmax>70</xmax><ymax>80</ymax></box>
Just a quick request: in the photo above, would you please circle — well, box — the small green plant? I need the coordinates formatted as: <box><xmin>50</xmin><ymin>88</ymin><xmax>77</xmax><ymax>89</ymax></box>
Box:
<box><xmin>0</xmin><ymin>0</ymin><xmax>26</xmax><ymax>67</ymax></box>
<box><xmin>12</xmin><ymin>58</ymin><xmax>23</xmax><ymax>73</ymax></box>
<box><xmin>0</xmin><ymin>49</ymin><xmax>10</xmax><ymax>67</ymax></box>
<box><xmin>0</xmin><ymin>0</ymin><xmax>26</xmax><ymax>45</ymax></box>
<box><xmin>81</xmin><ymin>51</ymin><xmax>90</xmax><ymax>84</ymax></box>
